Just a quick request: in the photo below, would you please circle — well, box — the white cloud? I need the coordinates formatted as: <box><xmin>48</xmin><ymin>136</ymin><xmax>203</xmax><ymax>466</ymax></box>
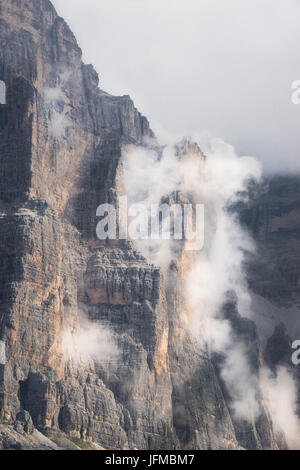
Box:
<box><xmin>123</xmin><ymin>136</ymin><xmax>263</xmax><ymax>421</ymax></box>
<box><xmin>261</xmin><ymin>366</ymin><xmax>300</xmax><ymax>449</ymax></box>
<box><xmin>62</xmin><ymin>312</ymin><xmax>119</xmax><ymax>366</ymax></box>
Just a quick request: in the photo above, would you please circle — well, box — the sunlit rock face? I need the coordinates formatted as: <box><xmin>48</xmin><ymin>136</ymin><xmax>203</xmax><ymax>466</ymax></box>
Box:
<box><xmin>0</xmin><ymin>0</ymin><xmax>286</xmax><ymax>450</ymax></box>
<box><xmin>0</xmin><ymin>0</ymin><xmax>171</xmax><ymax>450</ymax></box>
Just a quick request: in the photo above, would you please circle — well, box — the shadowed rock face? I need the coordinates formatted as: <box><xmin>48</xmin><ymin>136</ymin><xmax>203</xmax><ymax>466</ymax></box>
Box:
<box><xmin>0</xmin><ymin>0</ymin><xmax>284</xmax><ymax>450</ymax></box>
<box><xmin>241</xmin><ymin>176</ymin><xmax>300</xmax><ymax>309</ymax></box>
<box><xmin>241</xmin><ymin>178</ymin><xmax>300</xmax><ymax>443</ymax></box>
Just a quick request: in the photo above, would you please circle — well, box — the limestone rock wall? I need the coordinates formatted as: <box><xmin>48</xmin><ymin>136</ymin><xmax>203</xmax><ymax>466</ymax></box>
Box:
<box><xmin>0</xmin><ymin>0</ymin><xmax>285</xmax><ymax>450</ymax></box>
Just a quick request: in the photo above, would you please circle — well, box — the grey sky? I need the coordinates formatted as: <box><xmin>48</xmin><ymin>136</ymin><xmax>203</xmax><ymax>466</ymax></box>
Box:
<box><xmin>52</xmin><ymin>0</ymin><xmax>300</xmax><ymax>174</ymax></box>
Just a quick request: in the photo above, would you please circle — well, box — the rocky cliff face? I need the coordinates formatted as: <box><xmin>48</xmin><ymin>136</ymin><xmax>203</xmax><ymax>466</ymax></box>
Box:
<box><xmin>240</xmin><ymin>176</ymin><xmax>300</xmax><ymax>440</ymax></box>
<box><xmin>241</xmin><ymin>176</ymin><xmax>300</xmax><ymax>310</ymax></box>
<box><xmin>0</xmin><ymin>0</ymin><xmax>292</xmax><ymax>450</ymax></box>
<box><xmin>239</xmin><ymin>176</ymin><xmax>300</xmax><ymax>345</ymax></box>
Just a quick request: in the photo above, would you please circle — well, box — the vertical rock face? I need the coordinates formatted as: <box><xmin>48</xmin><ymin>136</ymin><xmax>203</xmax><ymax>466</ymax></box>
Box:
<box><xmin>0</xmin><ymin>0</ymin><xmax>285</xmax><ymax>450</ymax></box>
<box><xmin>240</xmin><ymin>176</ymin><xmax>300</xmax><ymax>443</ymax></box>
<box><xmin>0</xmin><ymin>0</ymin><xmax>171</xmax><ymax>450</ymax></box>
<box><xmin>241</xmin><ymin>176</ymin><xmax>300</xmax><ymax>311</ymax></box>
<box><xmin>240</xmin><ymin>176</ymin><xmax>300</xmax><ymax>347</ymax></box>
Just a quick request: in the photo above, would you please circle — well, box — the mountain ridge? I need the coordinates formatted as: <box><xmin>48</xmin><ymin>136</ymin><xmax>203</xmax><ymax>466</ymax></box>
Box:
<box><xmin>0</xmin><ymin>0</ymin><xmax>296</xmax><ymax>450</ymax></box>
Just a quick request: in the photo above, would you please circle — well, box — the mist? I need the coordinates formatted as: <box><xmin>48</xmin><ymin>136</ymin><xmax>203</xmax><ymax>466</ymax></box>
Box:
<box><xmin>122</xmin><ymin>136</ymin><xmax>300</xmax><ymax>446</ymax></box>
<box><xmin>62</xmin><ymin>311</ymin><xmax>119</xmax><ymax>366</ymax></box>
<box><xmin>261</xmin><ymin>366</ymin><xmax>300</xmax><ymax>449</ymax></box>
<box><xmin>43</xmin><ymin>70</ymin><xmax>72</xmax><ymax>138</ymax></box>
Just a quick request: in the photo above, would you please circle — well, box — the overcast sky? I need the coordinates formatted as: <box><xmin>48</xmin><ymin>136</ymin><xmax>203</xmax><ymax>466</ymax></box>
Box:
<box><xmin>52</xmin><ymin>0</ymin><xmax>300</xmax><ymax>174</ymax></box>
